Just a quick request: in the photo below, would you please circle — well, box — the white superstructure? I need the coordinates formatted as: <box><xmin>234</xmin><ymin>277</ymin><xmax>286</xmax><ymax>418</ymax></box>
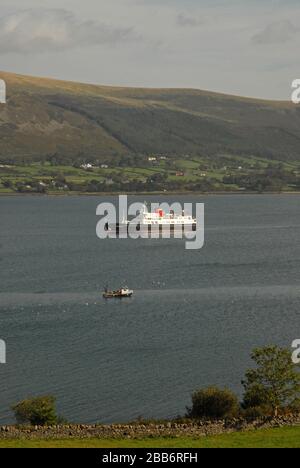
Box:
<box><xmin>134</xmin><ymin>206</ymin><xmax>196</xmax><ymax>226</ymax></box>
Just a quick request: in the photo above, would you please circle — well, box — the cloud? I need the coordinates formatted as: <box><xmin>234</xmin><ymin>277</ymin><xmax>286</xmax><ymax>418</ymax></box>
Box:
<box><xmin>176</xmin><ymin>13</ymin><xmax>203</xmax><ymax>28</ymax></box>
<box><xmin>252</xmin><ymin>19</ymin><xmax>299</xmax><ymax>45</ymax></box>
<box><xmin>0</xmin><ymin>8</ymin><xmax>133</xmax><ymax>54</ymax></box>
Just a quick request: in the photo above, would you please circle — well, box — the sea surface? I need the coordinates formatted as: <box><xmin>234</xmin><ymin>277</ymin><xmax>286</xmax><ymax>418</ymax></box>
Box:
<box><xmin>0</xmin><ymin>194</ymin><xmax>299</xmax><ymax>424</ymax></box>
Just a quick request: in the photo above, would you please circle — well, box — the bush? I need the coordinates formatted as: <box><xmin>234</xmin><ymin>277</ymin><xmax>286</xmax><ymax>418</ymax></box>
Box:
<box><xmin>12</xmin><ymin>395</ymin><xmax>58</xmax><ymax>426</ymax></box>
<box><xmin>186</xmin><ymin>386</ymin><xmax>239</xmax><ymax>420</ymax></box>
<box><xmin>242</xmin><ymin>405</ymin><xmax>273</xmax><ymax>419</ymax></box>
<box><xmin>242</xmin><ymin>383</ymin><xmax>271</xmax><ymax>411</ymax></box>
<box><xmin>287</xmin><ymin>398</ymin><xmax>300</xmax><ymax>414</ymax></box>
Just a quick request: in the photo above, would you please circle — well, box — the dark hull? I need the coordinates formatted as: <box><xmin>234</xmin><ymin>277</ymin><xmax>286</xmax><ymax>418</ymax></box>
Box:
<box><xmin>103</xmin><ymin>292</ymin><xmax>133</xmax><ymax>298</ymax></box>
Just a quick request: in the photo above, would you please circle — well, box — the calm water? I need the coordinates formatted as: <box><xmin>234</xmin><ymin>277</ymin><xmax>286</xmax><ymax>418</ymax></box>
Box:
<box><xmin>0</xmin><ymin>195</ymin><xmax>299</xmax><ymax>424</ymax></box>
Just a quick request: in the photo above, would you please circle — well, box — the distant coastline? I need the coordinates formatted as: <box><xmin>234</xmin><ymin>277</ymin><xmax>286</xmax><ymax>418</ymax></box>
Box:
<box><xmin>0</xmin><ymin>190</ymin><xmax>300</xmax><ymax>197</ymax></box>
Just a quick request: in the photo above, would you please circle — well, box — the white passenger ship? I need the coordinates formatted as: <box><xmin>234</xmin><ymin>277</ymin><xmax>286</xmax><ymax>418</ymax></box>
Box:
<box><xmin>105</xmin><ymin>205</ymin><xmax>197</xmax><ymax>234</ymax></box>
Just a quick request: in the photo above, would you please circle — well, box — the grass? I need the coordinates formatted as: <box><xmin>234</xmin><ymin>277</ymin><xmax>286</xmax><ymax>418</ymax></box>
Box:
<box><xmin>1</xmin><ymin>159</ymin><xmax>299</xmax><ymax>194</ymax></box>
<box><xmin>2</xmin><ymin>70</ymin><xmax>300</xmax><ymax>165</ymax></box>
<box><xmin>0</xmin><ymin>427</ymin><xmax>299</xmax><ymax>448</ymax></box>
<box><xmin>0</xmin><ymin>187</ymin><xmax>14</xmax><ymax>193</ymax></box>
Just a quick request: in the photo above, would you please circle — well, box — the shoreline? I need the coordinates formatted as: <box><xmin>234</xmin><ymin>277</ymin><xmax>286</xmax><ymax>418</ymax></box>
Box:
<box><xmin>1</xmin><ymin>190</ymin><xmax>300</xmax><ymax>197</ymax></box>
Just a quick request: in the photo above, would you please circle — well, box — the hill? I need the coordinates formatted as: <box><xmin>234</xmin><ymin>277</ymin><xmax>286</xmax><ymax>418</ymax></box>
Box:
<box><xmin>0</xmin><ymin>71</ymin><xmax>300</xmax><ymax>164</ymax></box>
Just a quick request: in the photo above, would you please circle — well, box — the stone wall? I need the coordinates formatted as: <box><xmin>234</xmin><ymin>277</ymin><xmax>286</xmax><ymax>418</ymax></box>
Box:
<box><xmin>0</xmin><ymin>415</ymin><xmax>299</xmax><ymax>440</ymax></box>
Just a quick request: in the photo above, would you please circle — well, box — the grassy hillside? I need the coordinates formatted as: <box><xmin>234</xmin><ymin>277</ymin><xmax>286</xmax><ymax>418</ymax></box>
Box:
<box><xmin>1</xmin><ymin>427</ymin><xmax>299</xmax><ymax>448</ymax></box>
<box><xmin>1</xmin><ymin>71</ymin><xmax>300</xmax><ymax>164</ymax></box>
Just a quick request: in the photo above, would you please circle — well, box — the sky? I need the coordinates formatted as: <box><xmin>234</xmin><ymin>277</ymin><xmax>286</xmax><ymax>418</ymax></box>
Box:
<box><xmin>0</xmin><ymin>0</ymin><xmax>299</xmax><ymax>99</ymax></box>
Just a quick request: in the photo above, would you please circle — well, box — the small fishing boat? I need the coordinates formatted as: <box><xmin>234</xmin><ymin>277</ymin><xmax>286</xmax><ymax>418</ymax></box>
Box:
<box><xmin>103</xmin><ymin>286</ymin><xmax>133</xmax><ymax>299</ymax></box>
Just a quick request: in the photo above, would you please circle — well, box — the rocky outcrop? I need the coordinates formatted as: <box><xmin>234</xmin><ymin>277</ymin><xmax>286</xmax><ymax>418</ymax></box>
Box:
<box><xmin>0</xmin><ymin>415</ymin><xmax>299</xmax><ymax>440</ymax></box>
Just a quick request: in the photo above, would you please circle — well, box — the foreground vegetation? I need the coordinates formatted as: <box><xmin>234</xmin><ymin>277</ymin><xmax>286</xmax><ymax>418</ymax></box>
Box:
<box><xmin>1</xmin><ymin>427</ymin><xmax>299</xmax><ymax>448</ymax></box>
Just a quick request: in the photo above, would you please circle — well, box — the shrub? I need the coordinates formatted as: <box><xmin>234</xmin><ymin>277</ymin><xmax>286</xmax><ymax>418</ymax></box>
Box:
<box><xmin>186</xmin><ymin>386</ymin><xmax>239</xmax><ymax>420</ymax></box>
<box><xmin>12</xmin><ymin>395</ymin><xmax>58</xmax><ymax>426</ymax></box>
<box><xmin>287</xmin><ymin>398</ymin><xmax>300</xmax><ymax>414</ymax></box>
<box><xmin>242</xmin><ymin>383</ymin><xmax>271</xmax><ymax>410</ymax></box>
<box><xmin>242</xmin><ymin>405</ymin><xmax>273</xmax><ymax>419</ymax></box>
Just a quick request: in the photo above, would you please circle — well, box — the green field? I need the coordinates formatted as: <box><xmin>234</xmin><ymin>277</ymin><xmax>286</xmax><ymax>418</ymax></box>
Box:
<box><xmin>1</xmin><ymin>157</ymin><xmax>299</xmax><ymax>194</ymax></box>
<box><xmin>1</xmin><ymin>427</ymin><xmax>299</xmax><ymax>448</ymax></box>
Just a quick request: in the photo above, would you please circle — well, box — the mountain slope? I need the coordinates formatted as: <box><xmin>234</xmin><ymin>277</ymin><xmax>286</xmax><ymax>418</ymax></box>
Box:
<box><xmin>0</xmin><ymin>71</ymin><xmax>300</xmax><ymax>163</ymax></box>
